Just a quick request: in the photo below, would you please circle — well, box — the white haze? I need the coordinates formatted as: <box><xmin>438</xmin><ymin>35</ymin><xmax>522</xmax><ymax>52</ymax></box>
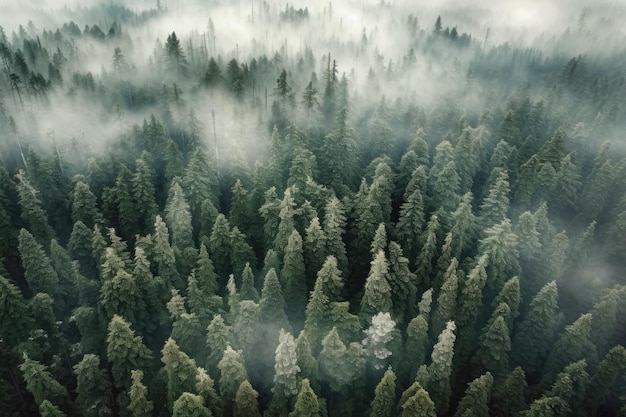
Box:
<box><xmin>1</xmin><ymin>0</ymin><xmax>625</xmax><ymax>162</ymax></box>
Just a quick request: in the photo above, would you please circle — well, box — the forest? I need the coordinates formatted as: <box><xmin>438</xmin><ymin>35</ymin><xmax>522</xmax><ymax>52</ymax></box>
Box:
<box><xmin>1</xmin><ymin>0</ymin><xmax>626</xmax><ymax>416</ymax></box>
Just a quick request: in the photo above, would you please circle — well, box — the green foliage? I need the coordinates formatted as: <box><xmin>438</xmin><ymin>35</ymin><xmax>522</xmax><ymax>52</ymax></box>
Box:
<box><xmin>289</xmin><ymin>379</ymin><xmax>321</xmax><ymax>417</ymax></box>
<box><xmin>128</xmin><ymin>370</ymin><xmax>153</xmax><ymax>417</ymax></box>
<box><xmin>74</xmin><ymin>354</ymin><xmax>113</xmax><ymax>417</ymax></box>
<box><xmin>234</xmin><ymin>380</ymin><xmax>261</xmax><ymax>417</ymax></box>
<box><xmin>19</xmin><ymin>352</ymin><xmax>68</xmax><ymax>406</ymax></box>
<box><xmin>106</xmin><ymin>314</ymin><xmax>153</xmax><ymax>390</ymax></box>
<box><xmin>18</xmin><ymin>228</ymin><xmax>59</xmax><ymax>294</ymax></box>
<box><xmin>453</xmin><ymin>372</ymin><xmax>493</xmax><ymax>417</ymax></box>
<box><xmin>369</xmin><ymin>367</ymin><xmax>396</xmax><ymax>417</ymax></box>
<box><xmin>172</xmin><ymin>392</ymin><xmax>212</xmax><ymax>417</ymax></box>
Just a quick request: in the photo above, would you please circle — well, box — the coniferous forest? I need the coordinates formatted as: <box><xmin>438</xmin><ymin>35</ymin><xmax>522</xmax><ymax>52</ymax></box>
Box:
<box><xmin>1</xmin><ymin>1</ymin><xmax>626</xmax><ymax>416</ymax></box>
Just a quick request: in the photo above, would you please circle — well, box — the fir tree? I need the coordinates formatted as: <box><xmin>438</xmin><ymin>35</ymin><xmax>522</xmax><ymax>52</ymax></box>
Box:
<box><xmin>427</xmin><ymin>321</ymin><xmax>456</xmax><ymax>414</ymax></box>
<box><xmin>289</xmin><ymin>379</ymin><xmax>321</xmax><ymax>417</ymax></box>
<box><xmin>359</xmin><ymin>250</ymin><xmax>392</xmax><ymax>322</ymax></box>
<box><xmin>273</xmin><ymin>329</ymin><xmax>301</xmax><ymax>398</ymax></box>
<box><xmin>162</xmin><ymin>337</ymin><xmax>198</xmax><ymax>410</ymax></box>
<box><xmin>234</xmin><ymin>380</ymin><xmax>261</xmax><ymax>417</ymax></box>
<box><xmin>453</xmin><ymin>372</ymin><xmax>493</xmax><ymax>417</ymax></box>
<box><xmin>106</xmin><ymin>315</ymin><xmax>153</xmax><ymax>390</ymax></box>
<box><xmin>18</xmin><ymin>228</ymin><xmax>59</xmax><ymax>294</ymax></box>
<box><xmin>281</xmin><ymin>230</ymin><xmax>307</xmax><ymax>325</ymax></box>
<box><xmin>172</xmin><ymin>392</ymin><xmax>212</xmax><ymax>417</ymax></box>
<box><xmin>369</xmin><ymin>367</ymin><xmax>397</xmax><ymax>417</ymax></box>
<box><xmin>74</xmin><ymin>354</ymin><xmax>114</xmax><ymax>417</ymax></box>
<box><xmin>128</xmin><ymin>370</ymin><xmax>153</xmax><ymax>417</ymax></box>
<box><xmin>19</xmin><ymin>352</ymin><xmax>68</xmax><ymax>407</ymax></box>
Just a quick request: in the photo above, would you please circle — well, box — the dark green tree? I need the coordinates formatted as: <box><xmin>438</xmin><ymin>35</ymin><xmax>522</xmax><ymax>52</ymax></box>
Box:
<box><xmin>128</xmin><ymin>370</ymin><xmax>153</xmax><ymax>417</ymax></box>
<box><xmin>453</xmin><ymin>372</ymin><xmax>493</xmax><ymax>417</ymax></box>
<box><xmin>18</xmin><ymin>228</ymin><xmax>59</xmax><ymax>294</ymax></box>
<box><xmin>74</xmin><ymin>354</ymin><xmax>113</xmax><ymax>417</ymax></box>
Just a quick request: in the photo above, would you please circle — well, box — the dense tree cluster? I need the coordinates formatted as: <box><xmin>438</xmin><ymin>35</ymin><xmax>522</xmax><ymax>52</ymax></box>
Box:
<box><xmin>1</xmin><ymin>2</ymin><xmax>626</xmax><ymax>417</ymax></box>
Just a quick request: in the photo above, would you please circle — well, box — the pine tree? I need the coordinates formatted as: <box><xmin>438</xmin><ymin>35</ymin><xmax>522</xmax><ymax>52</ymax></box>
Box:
<box><xmin>196</xmin><ymin>367</ymin><xmax>222</xmax><ymax>417</ymax></box>
<box><xmin>195</xmin><ymin>244</ymin><xmax>219</xmax><ymax>295</ymax></box>
<box><xmin>209</xmin><ymin>214</ymin><xmax>232</xmax><ymax>280</ymax></box>
<box><xmin>281</xmin><ymin>230</ymin><xmax>307</xmax><ymax>325</ymax></box>
<box><xmin>453</xmin><ymin>372</ymin><xmax>493</xmax><ymax>417</ymax></box>
<box><xmin>172</xmin><ymin>392</ymin><xmax>212</xmax><ymax>417</ymax></box>
<box><xmin>585</xmin><ymin>345</ymin><xmax>626</xmax><ymax>415</ymax></box>
<box><xmin>304</xmin><ymin>256</ymin><xmax>344</xmax><ymax>350</ymax></box>
<box><xmin>399</xmin><ymin>385</ymin><xmax>436</xmax><ymax>417</ymax></box>
<box><xmin>479</xmin><ymin>170</ymin><xmax>510</xmax><ymax>228</ymax></box>
<box><xmin>492</xmin><ymin>276</ymin><xmax>521</xmax><ymax>331</ymax></box>
<box><xmin>183</xmin><ymin>147</ymin><xmax>219</xmax><ymax>213</ymax></box>
<box><xmin>152</xmin><ymin>215</ymin><xmax>182</xmax><ymax>289</ymax></box>
<box><xmin>205</xmin><ymin>314</ymin><xmax>232</xmax><ymax>374</ymax></box>
<box><xmin>162</xmin><ymin>337</ymin><xmax>198</xmax><ymax>410</ymax></box>
<box><xmin>414</xmin><ymin>214</ymin><xmax>439</xmax><ymax>285</ymax></box>
<box><xmin>318</xmin><ymin>327</ymin><xmax>349</xmax><ymax>393</ymax></box>
<box><xmin>128</xmin><ymin>370</ymin><xmax>153</xmax><ymax>417</ymax></box>
<box><xmin>74</xmin><ymin>354</ymin><xmax>114</xmax><ymax>417</ymax></box>
<box><xmin>18</xmin><ymin>228</ymin><xmax>59</xmax><ymax>294</ymax></box>
<box><xmin>230</xmin><ymin>226</ymin><xmax>256</xmax><ymax>280</ymax></box>
<box><xmin>218</xmin><ymin>346</ymin><xmax>249</xmax><ymax>404</ymax></box>
<box><xmin>99</xmin><ymin>268</ymin><xmax>146</xmax><ymax>326</ymax></box>
<box><xmin>165</xmin><ymin>181</ymin><xmax>195</xmax><ymax>253</ymax></box>
<box><xmin>511</xmin><ymin>281</ymin><xmax>563</xmax><ymax>375</ymax></box>
<box><xmin>239</xmin><ymin>262</ymin><xmax>259</xmax><ymax>302</ymax></box>
<box><xmin>295</xmin><ymin>331</ymin><xmax>321</xmax><ymax>392</ymax></box>
<box><xmin>132</xmin><ymin>153</ymin><xmax>158</xmax><ymax>233</ymax></box>
<box><xmin>19</xmin><ymin>352</ymin><xmax>68</xmax><ymax>406</ymax></box>
<box><xmin>39</xmin><ymin>401</ymin><xmax>67</xmax><ymax>417</ymax></box>
<box><xmin>427</xmin><ymin>321</ymin><xmax>456</xmax><ymax>414</ymax></box>
<box><xmin>0</xmin><ymin>274</ymin><xmax>33</xmax><ymax>347</ymax></box>
<box><xmin>15</xmin><ymin>170</ymin><xmax>54</xmax><ymax>246</ymax></box>
<box><xmin>490</xmin><ymin>366</ymin><xmax>527</xmax><ymax>417</ymax></box>
<box><xmin>304</xmin><ymin>217</ymin><xmax>327</xmax><ymax>289</ymax></box>
<box><xmin>475</xmin><ymin>303</ymin><xmax>512</xmax><ymax>379</ymax></box>
<box><xmin>234</xmin><ymin>380</ymin><xmax>261</xmax><ymax>417</ymax></box>
<box><xmin>449</xmin><ymin>192</ymin><xmax>476</xmax><ymax>258</ymax></box>
<box><xmin>323</xmin><ymin>197</ymin><xmax>348</xmax><ymax>272</ymax></box>
<box><xmin>289</xmin><ymin>378</ymin><xmax>321</xmax><ymax>417</ymax></box>
<box><xmin>432</xmin><ymin>258</ymin><xmax>458</xmax><ymax>338</ymax></box>
<box><xmin>397</xmin><ymin>187</ymin><xmax>425</xmax><ymax>260</ymax></box>
<box><xmin>387</xmin><ymin>241</ymin><xmax>417</xmax><ymax>323</ymax></box>
<box><xmin>70</xmin><ymin>180</ymin><xmax>102</xmax><ymax>229</ymax></box>
<box><xmin>106</xmin><ymin>315</ymin><xmax>153</xmax><ymax>390</ymax></box>
<box><xmin>541</xmin><ymin>314</ymin><xmax>597</xmax><ymax>389</ymax></box>
<box><xmin>273</xmin><ymin>329</ymin><xmax>301</xmax><ymax>398</ymax></box>
<box><xmin>456</xmin><ymin>255</ymin><xmax>488</xmax><ymax>329</ymax></box>
<box><xmin>404</xmin><ymin>314</ymin><xmax>430</xmax><ymax>380</ymax></box>
<box><xmin>369</xmin><ymin>367</ymin><xmax>396</xmax><ymax>417</ymax></box>
<box><xmin>360</xmin><ymin>250</ymin><xmax>392</xmax><ymax>322</ymax></box>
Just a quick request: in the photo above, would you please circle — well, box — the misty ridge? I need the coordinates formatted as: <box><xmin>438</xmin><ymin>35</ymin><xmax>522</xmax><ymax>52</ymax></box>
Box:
<box><xmin>1</xmin><ymin>1</ymin><xmax>626</xmax><ymax>417</ymax></box>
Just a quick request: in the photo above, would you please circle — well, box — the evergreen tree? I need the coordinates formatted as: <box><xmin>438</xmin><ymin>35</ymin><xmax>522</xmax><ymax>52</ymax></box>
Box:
<box><xmin>273</xmin><ymin>329</ymin><xmax>301</xmax><ymax>398</ymax></box>
<box><xmin>15</xmin><ymin>170</ymin><xmax>54</xmax><ymax>246</ymax></box>
<box><xmin>323</xmin><ymin>197</ymin><xmax>348</xmax><ymax>272</ymax></box>
<box><xmin>511</xmin><ymin>281</ymin><xmax>563</xmax><ymax>375</ymax></box>
<box><xmin>18</xmin><ymin>228</ymin><xmax>59</xmax><ymax>294</ymax></box>
<box><xmin>479</xmin><ymin>170</ymin><xmax>510</xmax><ymax>228</ymax></box>
<box><xmin>585</xmin><ymin>345</ymin><xmax>626</xmax><ymax>415</ymax></box>
<box><xmin>295</xmin><ymin>331</ymin><xmax>320</xmax><ymax>392</ymax></box>
<box><xmin>152</xmin><ymin>215</ymin><xmax>182</xmax><ymax>289</ymax></box>
<box><xmin>132</xmin><ymin>153</ymin><xmax>159</xmax><ymax>233</ymax></box>
<box><xmin>172</xmin><ymin>392</ymin><xmax>211</xmax><ymax>417</ymax></box>
<box><xmin>128</xmin><ymin>370</ymin><xmax>153</xmax><ymax>417</ymax></box>
<box><xmin>74</xmin><ymin>354</ymin><xmax>113</xmax><ymax>417</ymax></box>
<box><xmin>427</xmin><ymin>321</ymin><xmax>456</xmax><ymax>414</ymax></box>
<box><xmin>490</xmin><ymin>366</ymin><xmax>527</xmax><ymax>417</ymax></box>
<box><xmin>0</xmin><ymin>274</ymin><xmax>34</xmax><ymax>347</ymax></box>
<box><xmin>165</xmin><ymin>181</ymin><xmax>195</xmax><ymax>253</ymax></box>
<box><xmin>289</xmin><ymin>379</ymin><xmax>321</xmax><ymax>417</ymax></box>
<box><xmin>399</xmin><ymin>384</ymin><xmax>436</xmax><ymax>417</ymax></box>
<box><xmin>234</xmin><ymin>380</ymin><xmax>261</xmax><ymax>417</ymax></box>
<box><xmin>432</xmin><ymin>258</ymin><xmax>458</xmax><ymax>338</ymax></box>
<box><xmin>19</xmin><ymin>352</ymin><xmax>68</xmax><ymax>407</ymax></box>
<box><xmin>205</xmin><ymin>314</ymin><xmax>232</xmax><ymax>374</ymax></box>
<box><xmin>70</xmin><ymin>180</ymin><xmax>102</xmax><ymax>228</ymax></box>
<box><xmin>281</xmin><ymin>230</ymin><xmax>307</xmax><ymax>325</ymax></box>
<box><xmin>449</xmin><ymin>192</ymin><xmax>477</xmax><ymax>258</ymax></box>
<box><xmin>39</xmin><ymin>401</ymin><xmax>67</xmax><ymax>417</ymax></box>
<box><xmin>387</xmin><ymin>241</ymin><xmax>417</xmax><ymax>323</ymax></box>
<box><xmin>218</xmin><ymin>346</ymin><xmax>249</xmax><ymax>404</ymax></box>
<box><xmin>209</xmin><ymin>214</ymin><xmax>232</xmax><ymax>280</ymax></box>
<box><xmin>304</xmin><ymin>256</ymin><xmax>344</xmax><ymax>349</ymax></box>
<box><xmin>196</xmin><ymin>367</ymin><xmax>222</xmax><ymax>417</ymax></box>
<box><xmin>162</xmin><ymin>337</ymin><xmax>198</xmax><ymax>410</ymax></box>
<box><xmin>453</xmin><ymin>372</ymin><xmax>493</xmax><ymax>417</ymax></box>
<box><xmin>475</xmin><ymin>303</ymin><xmax>512</xmax><ymax>379</ymax></box>
<box><xmin>304</xmin><ymin>217</ymin><xmax>327</xmax><ymax>289</ymax></box>
<box><xmin>414</xmin><ymin>214</ymin><xmax>439</xmax><ymax>285</ymax></box>
<box><xmin>360</xmin><ymin>250</ymin><xmax>392</xmax><ymax>322</ymax></box>
<box><xmin>369</xmin><ymin>367</ymin><xmax>396</xmax><ymax>417</ymax></box>
<box><xmin>239</xmin><ymin>262</ymin><xmax>259</xmax><ymax>302</ymax></box>
<box><xmin>404</xmin><ymin>314</ymin><xmax>430</xmax><ymax>380</ymax></box>
<box><xmin>106</xmin><ymin>315</ymin><xmax>153</xmax><ymax>390</ymax></box>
